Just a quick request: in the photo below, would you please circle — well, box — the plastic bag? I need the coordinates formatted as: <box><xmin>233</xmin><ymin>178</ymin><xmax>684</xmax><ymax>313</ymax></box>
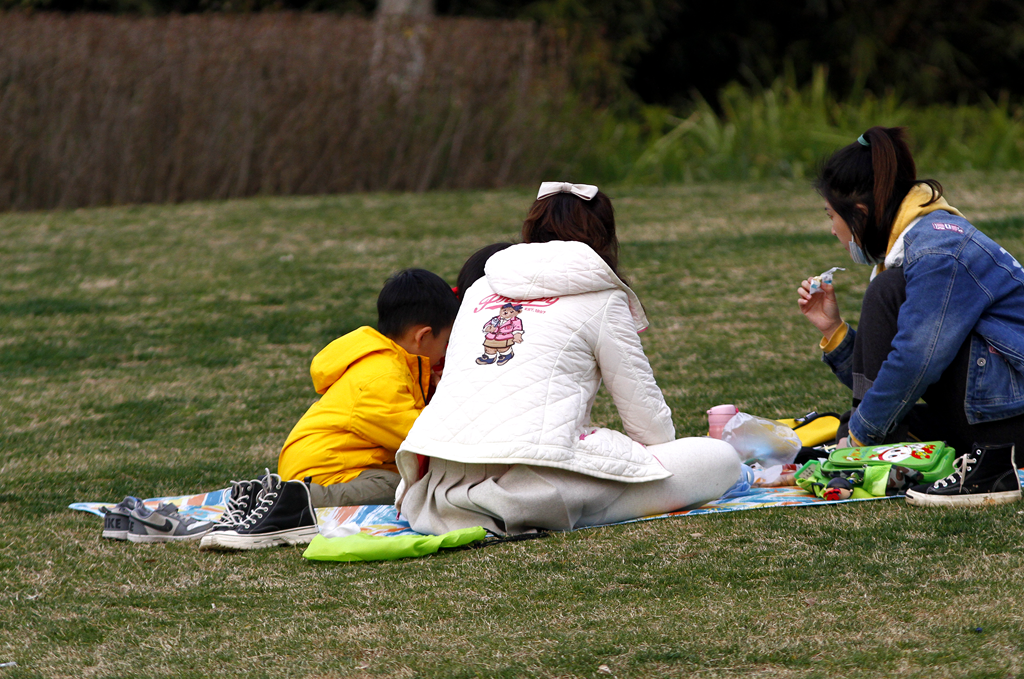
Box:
<box><xmin>722</xmin><ymin>412</ymin><xmax>801</xmax><ymax>467</ymax></box>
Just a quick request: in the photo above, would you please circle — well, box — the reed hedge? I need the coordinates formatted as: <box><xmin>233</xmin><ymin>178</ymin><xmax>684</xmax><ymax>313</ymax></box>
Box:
<box><xmin>623</xmin><ymin>68</ymin><xmax>1024</xmax><ymax>185</ymax></box>
<box><xmin>3</xmin><ymin>13</ymin><xmax>1024</xmax><ymax>212</ymax></box>
<box><xmin>0</xmin><ymin>13</ymin><xmax>576</xmax><ymax>210</ymax></box>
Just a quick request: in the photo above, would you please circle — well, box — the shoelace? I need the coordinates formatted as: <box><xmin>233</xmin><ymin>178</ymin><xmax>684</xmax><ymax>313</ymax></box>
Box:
<box><xmin>240</xmin><ymin>474</ymin><xmax>280</xmax><ymax>530</ymax></box>
<box><xmin>216</xmin><ymin>481</ymin><xmax>252</xmax><ymax>528</ymax></box>
<box><xmin>240</xmin><ymin>491</ymin><xmax>277</xmax><ymax>529</ymax></box>
<box><xmin>933</xmin><ymin>453</ymin><xmax>977</xmax><ymax>491</ymax></box>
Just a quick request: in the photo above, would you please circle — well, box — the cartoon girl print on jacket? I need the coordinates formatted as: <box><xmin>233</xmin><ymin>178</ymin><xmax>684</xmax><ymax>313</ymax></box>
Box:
<box><xmin>476</xmin><ymin>303</ymin><xmax>524</xmax><ymax>366</ymax></box>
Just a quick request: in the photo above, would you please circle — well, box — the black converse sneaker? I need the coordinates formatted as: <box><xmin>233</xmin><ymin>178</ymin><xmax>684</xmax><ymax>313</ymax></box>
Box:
<box><xmin>199</xmin><ymin>473</ymin><xmax>318</xmax><ymax>551</ymax></box>
<box><xmin>214</xmin><ymin>478</ymin><xmax>262</xmax><ymax>531</ymax></box>
<box><xmin>101</xmin><ymin>496</ymin><xmax>142</xmax><ymax>540</ymax></box>
<box><xmin>197</xmin><ymin>476</ymin><xmax>263</xmax><ymax>550</ymax></box>
<box><xmin>906</xmin><ymin>443</ymin><xmax>1022</xmax><ymax>507</ymax></box>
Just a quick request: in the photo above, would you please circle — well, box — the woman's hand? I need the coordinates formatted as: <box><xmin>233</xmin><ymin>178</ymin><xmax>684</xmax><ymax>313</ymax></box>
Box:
<box><xmin>797</xmin><ymin>278</ymin><xmax>844</xmax><ymax>339</ymax></box>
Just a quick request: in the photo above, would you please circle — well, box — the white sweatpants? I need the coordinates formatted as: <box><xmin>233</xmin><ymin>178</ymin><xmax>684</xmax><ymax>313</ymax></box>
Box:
<box><xmin>400</xmin><ymin>437</ymin><xmax>741</xmax><ymax>535</ymax></box>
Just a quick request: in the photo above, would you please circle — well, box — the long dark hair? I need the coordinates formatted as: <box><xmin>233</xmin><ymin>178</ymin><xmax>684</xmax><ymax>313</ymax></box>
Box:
<box><xmin>815</xmin><ymin>126</ymin><xmax>942</xmax><ymax>260</ymax></box>
<box><xmin>521</xmin><ymin>190</ymin><xmax>621</xmax><ymax>278</ymax></box>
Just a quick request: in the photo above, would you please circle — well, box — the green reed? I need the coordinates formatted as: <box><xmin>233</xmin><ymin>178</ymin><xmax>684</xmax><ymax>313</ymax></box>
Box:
<box><xmin>562</xmin><ymin>67</ymin><xmax>1024</xmax><ymax>185</ymax></box>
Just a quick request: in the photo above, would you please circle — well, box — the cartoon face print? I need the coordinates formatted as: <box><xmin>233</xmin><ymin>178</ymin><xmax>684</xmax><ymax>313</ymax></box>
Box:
<box><xmin>499</xmin><ymin>306</ymin><xmax>520</xmax><ymax>321</ymax></box>
<box><xmin>877</xmin><ymin>446</ymin><xmax>914</xmax><ymax>463</ymax></box>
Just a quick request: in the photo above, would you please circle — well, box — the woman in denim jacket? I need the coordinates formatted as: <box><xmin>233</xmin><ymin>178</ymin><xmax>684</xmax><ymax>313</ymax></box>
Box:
<box><xmin>797</xmin><ymin>126</ymin><xmax>1024</xmax><ymax>505</ymax></box>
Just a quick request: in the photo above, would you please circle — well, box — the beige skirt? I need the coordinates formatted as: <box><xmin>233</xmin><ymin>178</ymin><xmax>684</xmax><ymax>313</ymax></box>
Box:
<box><xmin>398</xmin><ymin>438</ymin><xmax>741</xmax><ymax>535</ymax></box>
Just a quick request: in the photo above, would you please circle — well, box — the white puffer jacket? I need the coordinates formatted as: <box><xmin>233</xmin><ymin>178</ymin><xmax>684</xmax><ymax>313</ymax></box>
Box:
<box><xmin>395</xmin><ymin>240</ymin><xmax>676</xmax><ymax>490</ymax></box>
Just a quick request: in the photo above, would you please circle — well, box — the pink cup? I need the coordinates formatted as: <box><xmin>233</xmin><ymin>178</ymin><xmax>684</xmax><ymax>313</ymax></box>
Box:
<box><xmin>707</xmin><ymin>404</ymin><xmax>740</xmax><ymax>439</ymax></box>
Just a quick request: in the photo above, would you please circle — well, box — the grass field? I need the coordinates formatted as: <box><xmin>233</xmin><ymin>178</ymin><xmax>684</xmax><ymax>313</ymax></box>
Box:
<box><xmin>2</xmin><ymin>174</ymin><xmax>1024</xmax><ymax>678</ymax></box>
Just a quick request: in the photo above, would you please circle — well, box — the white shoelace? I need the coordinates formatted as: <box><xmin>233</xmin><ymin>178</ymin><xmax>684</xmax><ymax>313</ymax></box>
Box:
<box><xmin>933</xmin><ymin>453</ymin><xmax>977</xmax><ymax>492</ymax></box>
<box><xmin>240</xmin><ymin>473</ymin><xmax>281</xmax><ymax>529</ymax></box>
<box><xmin>216</xmin><ymin>480</ymin><xmax>252</xmax><ymax>528</ymax></box>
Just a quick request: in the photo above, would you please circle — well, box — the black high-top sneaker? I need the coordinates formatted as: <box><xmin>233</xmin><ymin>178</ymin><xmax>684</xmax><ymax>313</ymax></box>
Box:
<box><xmin>198</xmin><ymin>477</ymin><xmax>263</xmax><ymax>550</ymax></box>
<box><xmin>906</xmin><ymin>443</ymin><xmax>1021</xmax><ymax>507</ymax></box>
<box><xmin>200</xmin><ymin>473</ymin><xmax>318</xmax><ymax>550</ymax></box>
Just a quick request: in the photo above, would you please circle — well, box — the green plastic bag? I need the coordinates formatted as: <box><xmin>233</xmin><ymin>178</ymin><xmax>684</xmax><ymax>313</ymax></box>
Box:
<box><xmin>302</xmin><ymin>526</ymin><xmax>487</xmax><ymax>562</ymax></box>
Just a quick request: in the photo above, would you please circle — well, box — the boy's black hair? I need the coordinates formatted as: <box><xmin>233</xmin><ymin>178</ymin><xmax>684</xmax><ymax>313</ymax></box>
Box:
<box><xmin>377</xmin><ymin>268</ymin><xmax>459</xmax><ymax>339</ymax></box>
<box><xmin>455</xmin><ymin>242</ymin><xmax>514</xmax><ymax>302</ymax></box>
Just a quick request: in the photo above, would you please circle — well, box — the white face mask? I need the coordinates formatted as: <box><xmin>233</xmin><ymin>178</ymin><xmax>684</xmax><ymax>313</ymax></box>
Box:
<box><xmin>848</xmin><ymin>238</ymin><xmax>882</xmax><ymax>266</ymax></box>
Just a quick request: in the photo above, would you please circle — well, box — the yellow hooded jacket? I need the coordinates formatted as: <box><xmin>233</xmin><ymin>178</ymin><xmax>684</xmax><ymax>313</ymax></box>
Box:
<box><xmin>278</xmin><ymin>326</ymin><xmax>432</xmax><ymax>486</ymax></box>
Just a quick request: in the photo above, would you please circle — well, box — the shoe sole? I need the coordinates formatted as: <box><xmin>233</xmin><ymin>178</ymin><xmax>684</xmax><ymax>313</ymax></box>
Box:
<box><xmin>198</xmin><ymin>525</ymin><xmax>319</xmax><ymax>551</ymax></box>
<box><xmin>127</xmin><ymin>531</ymin><xmax>211</xmax><ymax>543</ymax></box>
<box><xmin>103</xmin><ymin>513</ymin><xmax>132</xmax><ymax>540</ymax></box>
<box><xmin>197</xmin><ymin>528</ymin><xmax>236</xmax><ymax>550</ymax></box>
<box><xmin>905</xmin><ymin>489</ymin><xmax>1022</xmax><ymax>507</ymax></box>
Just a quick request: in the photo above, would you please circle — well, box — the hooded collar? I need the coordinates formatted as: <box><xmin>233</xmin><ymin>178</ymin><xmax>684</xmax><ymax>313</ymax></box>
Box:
<box><xmin>874</xmin><ymin>184</ymin><xmax>965</xmax><ymax>275</ymax></box>
<box><xmin>310</xmin><ymin>326</ymin><xmax>431</xmax><ymax>403</ymax></box>
<box><xmin>484</xmin><ymin>241</ymin><xmax>650</xmax><ymax>331</ymax></box>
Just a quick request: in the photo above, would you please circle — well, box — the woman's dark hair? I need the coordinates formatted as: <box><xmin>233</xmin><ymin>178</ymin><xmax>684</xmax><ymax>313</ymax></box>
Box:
<box><xmin>455</xmin><ymin>242</ymin><xmax>514</xmax><ymax>302</ymax></box>
<box><xmin>521</xmin><ymin>190</ymin><xmax>621</xmax><ymax>277</ymax></box>
<box><xmin>815</xmin><ymin>126</ymin><xmax>942</xmax><ymax>260</ymax></box>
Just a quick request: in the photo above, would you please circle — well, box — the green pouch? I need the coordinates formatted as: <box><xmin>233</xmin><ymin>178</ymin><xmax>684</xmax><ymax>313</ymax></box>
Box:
<box><xmin>822</xmin><ymin>441</ymin><xmax>955</xmax><ymax>484</ymax></box>
<box><xmin>302</xmin><ymin>526</ymin><xmax>486</xmax><ymax>562</ymax></box>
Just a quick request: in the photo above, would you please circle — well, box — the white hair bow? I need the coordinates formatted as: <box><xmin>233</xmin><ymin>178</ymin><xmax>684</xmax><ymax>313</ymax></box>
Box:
<box><xmin>536</xmin><ymin>182</ymin><xmax>599</xmax><ymax>201</ymax></box>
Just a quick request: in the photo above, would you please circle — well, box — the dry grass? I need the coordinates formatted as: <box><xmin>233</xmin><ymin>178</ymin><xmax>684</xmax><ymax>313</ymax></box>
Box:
<box><xmin>0</xmin><ymin>13</ymin><xmax>575</xmax><ymax>210</ymax></box>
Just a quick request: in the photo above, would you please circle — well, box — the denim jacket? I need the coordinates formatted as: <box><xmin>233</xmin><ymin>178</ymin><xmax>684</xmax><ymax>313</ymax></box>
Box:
<box><xmin>823</xmin><ymin>210</ymin><xmax>1024</xmax><ymax>446</ymax></box>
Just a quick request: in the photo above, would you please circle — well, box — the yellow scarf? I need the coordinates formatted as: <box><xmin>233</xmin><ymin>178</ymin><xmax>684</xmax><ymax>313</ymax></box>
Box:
<box><xmin>876</xmin><ymin>184</ymin><xmax>964</xmax><ymax>273</ymax></box>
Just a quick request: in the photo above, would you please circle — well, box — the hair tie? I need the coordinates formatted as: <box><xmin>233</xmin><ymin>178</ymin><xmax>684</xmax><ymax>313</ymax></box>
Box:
<box><xmin>537</xmin><ymin>182</ymin><xmax>599</xmax><ymax>201</ymax></box>
<box><xmin>857</xmin><ymin>134</ymin><xmax>870</xmax><ymax>147</ymax></box>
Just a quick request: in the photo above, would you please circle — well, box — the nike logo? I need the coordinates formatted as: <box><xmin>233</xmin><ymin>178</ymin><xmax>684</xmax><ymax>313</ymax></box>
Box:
<box><xmin>133</xmin><ymin>516</ymin><xmax>173</xmax><ymax>531</ymax></box>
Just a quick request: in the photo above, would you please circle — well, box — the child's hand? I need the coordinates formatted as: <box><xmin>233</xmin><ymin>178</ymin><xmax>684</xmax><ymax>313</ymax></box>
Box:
<box><xmin>797</xmin><ymin>278</ymin><xmax>843</xmax><ymax>339</ymax></box>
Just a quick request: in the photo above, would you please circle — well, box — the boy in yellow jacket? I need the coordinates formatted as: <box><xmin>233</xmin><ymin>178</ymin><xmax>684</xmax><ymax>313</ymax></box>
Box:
<box><xmin>200</xmin><ymin>268</ymin><xmax>457</xmax><ymax>551</ymax></box>
<box><xmin>279</xmin><ymin>268</ymin><xmax>458</xmax><ymax>507</ymax></box>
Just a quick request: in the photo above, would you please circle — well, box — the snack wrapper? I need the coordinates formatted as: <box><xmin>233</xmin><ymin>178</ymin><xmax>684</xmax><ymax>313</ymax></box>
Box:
<box><xmin>809</xmin><ymin>266</ymin><xmax>845</xmax><ymax>294</ymax></box>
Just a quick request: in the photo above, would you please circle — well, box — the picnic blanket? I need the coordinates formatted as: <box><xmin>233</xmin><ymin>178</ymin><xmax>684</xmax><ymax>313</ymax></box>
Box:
<box><xmin>68</xmin><ymin>481</ymin><xmax>921</xmax><ymax>537</ymax></box>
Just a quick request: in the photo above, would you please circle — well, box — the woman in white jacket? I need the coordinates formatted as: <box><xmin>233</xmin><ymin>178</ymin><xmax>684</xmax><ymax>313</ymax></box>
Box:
<box><xmin>395</xmin><ymin>183</ymin><xmax>741</xmax><ymax>535</ymax></box>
